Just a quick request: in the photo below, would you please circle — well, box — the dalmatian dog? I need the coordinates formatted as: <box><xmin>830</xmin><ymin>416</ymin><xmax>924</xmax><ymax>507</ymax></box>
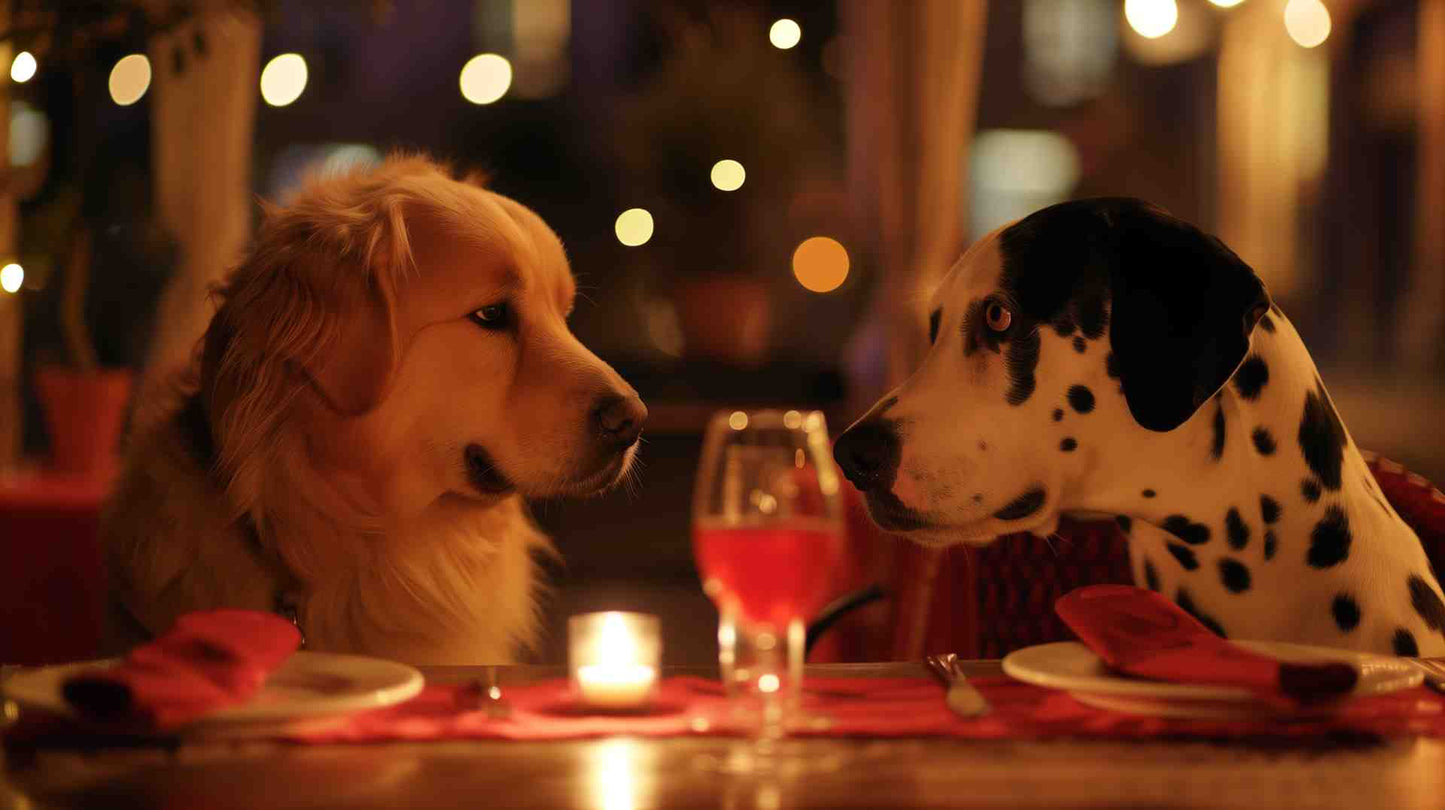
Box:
<box><xmin>833</xmin><ymin>197</ymin><xmax>1445</xmax><ymax>657</ymax></box>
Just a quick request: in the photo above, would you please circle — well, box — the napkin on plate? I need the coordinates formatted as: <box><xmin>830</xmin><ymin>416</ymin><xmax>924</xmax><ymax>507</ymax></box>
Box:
<box><xmin>1055</xmin><ymin>585</ymin><xmax>1358</xmax><ymax>703</ymax></box>
<box><xmin>61</xmin><ymin>609</ymin><xmax>302</xmax><ymax>729</ymax></box>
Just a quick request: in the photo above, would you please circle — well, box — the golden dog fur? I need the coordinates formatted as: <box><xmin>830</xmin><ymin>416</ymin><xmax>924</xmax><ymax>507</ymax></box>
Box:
<box><xmin>102</xmin><ymin>155</ymin><xmax>643</xmax><ymax>664</ymax></box>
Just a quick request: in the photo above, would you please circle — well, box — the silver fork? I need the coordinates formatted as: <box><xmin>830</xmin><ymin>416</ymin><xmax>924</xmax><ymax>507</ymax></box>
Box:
<box><xmin>1414</xmin><ymin>658</ymin><xmax>1445</xmax><ymax>693</ymax></box>
<box><xmin>924</xmin><ymin>653</ymin><xmax>991</xmax><ymax>718</ymax></box>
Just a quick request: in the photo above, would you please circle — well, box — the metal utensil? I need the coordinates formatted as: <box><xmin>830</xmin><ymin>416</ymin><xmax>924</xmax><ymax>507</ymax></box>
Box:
<box><xmin>1414</xmin><ymin>658</ymin><xmax>1445</xmax><ymax>694</ymax></box>
<box><xmin>457</xmin><ymin>668</ymin><xmax>513</xmax><ymax>719</ymax></box>
<box><xmin>924</xmin><ymin>653</ymin><xmax>991</xmax><ymax>718</ymax></box>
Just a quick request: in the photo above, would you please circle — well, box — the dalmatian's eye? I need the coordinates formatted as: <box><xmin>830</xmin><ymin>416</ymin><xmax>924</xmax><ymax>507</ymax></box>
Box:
<box><xmin>985</xmin><ymin>301</ymin><xmax>1013</xmax><ymax>333</ymax></box>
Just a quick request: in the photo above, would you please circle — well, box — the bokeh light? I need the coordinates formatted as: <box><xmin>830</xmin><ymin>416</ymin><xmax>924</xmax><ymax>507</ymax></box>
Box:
<box><xmin>10</xmin><ymin>101</ymin><xmax>48</xmax><ymax>167</ymax></box>
<box><xmin>792</xmin><ymin>237</ymin><xmax>850</xmax><ymax>293</ymax></box>
<box><xmin>769</xmin><ymin>19</ymin><xmax>801</xmax><ymax>50</ymax></box>
<box><xmin>108</xmin><ymin>54</ymin><xmax>152</xmax><ymax>106</ymax></box>
<box><xmin>0</xmin><ymin>263</ymin><xmax>23</xmax><ymax>294</ymax></box>
<box><xmin>614</xmin><ymin>208</ymin><xmax>654</xmax><ymax>247</ymax></box>
<box><xmin>1207</xmin><ymin>0</ymin><xmax>1245</xmax><ymax>6</ymax></box>
<box><xmin>10</xmin><ymin>51</ymin><xmax>35</xmax><ymax>83</ymax></box>
<box><xmin>260</xmin><ymin>53</ymin><xmax>308</xmax><ymax>107</ymax></box>
<box><xmin>1284</xmin><ymin>0</ymin><xmax>1331</xmax><ymax>48</ymax></box>
<box><xmin>1124</xmin><ymin>0</ymin><xmax>1178</xmax><ymax>39</ymax></box>
<box><xmin>710</xmin><ymin>159</ymin><xmax>746</xmax><ymax>191</ymax></box>
<box><xmin>460</xmin><ymin>54</ymin><xmax>513</xmax><ymax>104</ymax></box>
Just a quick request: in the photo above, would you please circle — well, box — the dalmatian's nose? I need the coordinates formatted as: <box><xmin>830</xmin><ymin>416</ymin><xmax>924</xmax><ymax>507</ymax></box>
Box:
<box><xmin>833</xmin><ymin>420</ymin><xmax>901</xmax><ymax>491</ymax></box>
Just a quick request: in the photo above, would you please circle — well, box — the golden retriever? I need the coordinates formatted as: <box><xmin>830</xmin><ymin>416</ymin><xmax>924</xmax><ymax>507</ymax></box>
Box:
<box><xmin>101</xmin><ymin>155</ymin><xmax>646</xmax><ymax>664</ymax></box>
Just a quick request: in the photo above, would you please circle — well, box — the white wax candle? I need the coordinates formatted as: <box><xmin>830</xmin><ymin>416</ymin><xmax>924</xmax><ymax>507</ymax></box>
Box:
<box><xmin>576</xmin><ymin>663</ymin><xmax>657</xmax><ymax>710</ymax></box>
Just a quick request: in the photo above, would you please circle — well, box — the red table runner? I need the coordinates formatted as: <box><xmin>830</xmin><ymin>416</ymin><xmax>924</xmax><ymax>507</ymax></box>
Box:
<box><xmin>286</xmin><ymin>675</ymin><xmax>1445</xmax><ymax>744</ymax></box>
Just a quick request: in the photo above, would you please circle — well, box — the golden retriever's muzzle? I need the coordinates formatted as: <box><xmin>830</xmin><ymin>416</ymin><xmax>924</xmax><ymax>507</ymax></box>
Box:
<box><xmin>464</xmin><ymin>392</ymin><xmax>648</xmax><ymax>498</ymax></box>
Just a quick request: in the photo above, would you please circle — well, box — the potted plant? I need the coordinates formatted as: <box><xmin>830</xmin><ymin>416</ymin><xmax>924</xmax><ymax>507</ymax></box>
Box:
<box><xmin>615</xmin><ymin>6</ymin><xmax>838</xmax><ymax>366</ymax></box>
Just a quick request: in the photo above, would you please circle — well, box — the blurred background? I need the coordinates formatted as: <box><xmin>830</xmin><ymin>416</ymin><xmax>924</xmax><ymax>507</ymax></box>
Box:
<box><xmin>0</xmin><ymin>0</ymin><xmax>1441</xmax><ymax>665</ymax></box>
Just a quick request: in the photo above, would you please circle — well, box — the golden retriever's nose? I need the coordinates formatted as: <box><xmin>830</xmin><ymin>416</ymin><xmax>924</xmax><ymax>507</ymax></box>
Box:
<box><xmin>593</xmin><ymin>395</ymin><xmax>648</xmax><ymax>447</ymax></box>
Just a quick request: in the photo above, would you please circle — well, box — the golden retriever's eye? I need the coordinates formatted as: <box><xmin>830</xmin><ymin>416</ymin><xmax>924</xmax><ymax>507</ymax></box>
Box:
<box><xmin>470</xmin><ymin>303</ymin><xmax>513</xmax><ymax>331</ymax></box>
<box><xmin>984</xmin><ymin>300</ymin><xmax>1013</xmax><ymax>333</ymax></box>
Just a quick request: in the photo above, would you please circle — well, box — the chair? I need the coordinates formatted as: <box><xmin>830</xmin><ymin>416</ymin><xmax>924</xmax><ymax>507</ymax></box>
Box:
<box><xmin>809</xmin><ymin>453</ymin><xmax>1445</xmax><ymax>662</ymax></box>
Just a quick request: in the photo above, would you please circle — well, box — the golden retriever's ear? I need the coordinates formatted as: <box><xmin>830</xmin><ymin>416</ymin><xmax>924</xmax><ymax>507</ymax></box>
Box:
<box><xmin>307</xmin><ymin>277</ymin><xmax>400</xmax><ymax>415</ymax></box>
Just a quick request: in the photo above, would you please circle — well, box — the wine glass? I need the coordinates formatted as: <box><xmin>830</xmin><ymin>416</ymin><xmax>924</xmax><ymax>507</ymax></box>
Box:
<box><xmin>692</xmin><ymin>409</ymin><xmax>845</xmax><ymax>771</ymax></box>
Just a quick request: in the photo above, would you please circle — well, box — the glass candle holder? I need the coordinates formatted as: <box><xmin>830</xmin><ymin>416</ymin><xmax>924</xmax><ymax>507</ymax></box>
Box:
<box><xmin>568</xmin><ymin>611</ymin><xmax>661</xmax><ymax>711</ymax></box>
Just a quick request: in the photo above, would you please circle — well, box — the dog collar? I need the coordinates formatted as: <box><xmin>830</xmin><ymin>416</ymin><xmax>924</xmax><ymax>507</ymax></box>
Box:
<box><xmin>177</xmin><ymin>395</ymin><xmax>308</xmax><ymax>649</ymax></box>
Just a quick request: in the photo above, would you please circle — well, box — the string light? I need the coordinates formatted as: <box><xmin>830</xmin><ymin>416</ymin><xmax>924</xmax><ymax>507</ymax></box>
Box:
<box><xmin>260</xmin><ymin>53</ymin><xmax>308</xmax><ymax>107</ymax></box>
<box><xmin>460</xmin><ymin>54</ymin><xmax>513</xmax><ymax>105</ymax></box>
<box><xmin>710</xmin><ymin>159</ymin><xmax>746</xmax><ymax>191</ymax></box>
<box><xmin>9</xmin><ymin>51</ymin><xmax>35</xmax><ymax>83</ymax></box>
<box><xmin>108</xmin><ymin>54</ymin><xmax>152</xmax><ymax>106</ymax></box>
<box><xmin>1124</xmin><ymin>0</ymin><xmax>1178</xmax><ymax>39</ymax></box>
<box><xmin>1284</xmin><ymin>0</ymin><xmax>1331</xmax><ymax>48</ymax></box>
<box><xmin>769</xmin><ymin>19</ymin><xmax>802</xmax><ymax>49</ymax></box>
<box><xmin>614</xmin><ymin>208</ymin><xmax>654</xmax><ymax>247</ymax></box>
<box><xmin>0</xmin><ymin>263</ymin><xmax>23</xmax><ymax>294</ymax></box>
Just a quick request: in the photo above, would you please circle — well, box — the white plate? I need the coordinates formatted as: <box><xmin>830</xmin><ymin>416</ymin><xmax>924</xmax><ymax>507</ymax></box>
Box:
<box><xmin>1002</xmin><ymin>640</ymin><xmax>1422</xmax><ymax>715</ymax></box>
<box><xmin>2</xmin><ymin>651</ymin><xmax>424</xmax><ymax>731</ymax></box>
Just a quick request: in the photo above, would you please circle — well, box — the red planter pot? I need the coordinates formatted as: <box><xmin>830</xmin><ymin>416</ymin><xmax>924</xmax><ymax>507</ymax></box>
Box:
<box><xmin>34</xmin><ymin>366</ymin><xmax>134</xmax><ymax>478</ymax></box>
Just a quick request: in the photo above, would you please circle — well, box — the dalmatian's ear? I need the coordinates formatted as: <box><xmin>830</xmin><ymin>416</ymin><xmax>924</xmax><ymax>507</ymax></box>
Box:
<box><xmin>1107</xmin><ymin>203</ymin><xmax>1271</xmax><ymax>433</ymax></box>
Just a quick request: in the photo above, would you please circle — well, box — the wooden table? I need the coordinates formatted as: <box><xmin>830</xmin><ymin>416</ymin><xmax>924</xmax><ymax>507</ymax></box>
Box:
<box><xmin>4</xmin><ymin>661</ymin><xmax>1444</xmax><ymax>810</ymax></box>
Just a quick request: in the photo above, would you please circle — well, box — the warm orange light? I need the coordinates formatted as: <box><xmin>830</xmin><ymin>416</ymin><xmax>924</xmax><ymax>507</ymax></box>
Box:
<box><xmin>109</xmin><ymin>54</ymin><xmax>152</xmax><ymax>106</ymax></box>
<box><xmin>791</xmin><ymin>237</ymin><xmax>849</xmax><ymax>293</ymax></box>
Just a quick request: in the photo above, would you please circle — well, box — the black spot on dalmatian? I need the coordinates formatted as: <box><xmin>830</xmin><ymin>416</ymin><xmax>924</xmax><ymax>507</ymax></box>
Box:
<box><xmin>1061</xmin><ymin>437</ymin><xmax>1078</xmax><ymax>453</ymax></box>
<box><xmin>1142</xmin><ymin>489</ymin><xmax>1156</xmax><ymax>499</ymax></box>
<box><xmin>1251</xmin><ymin>427</ymin><xmax>1277</xmax><ymax>456</ymax></box>
<box><xmin>1332</xmin><ymin>593</ymin><xmax>1361</xmax><ymax>632</ymax></box>
<box><xmin>1143</xmin><ymin>557</ymin><xmax>1160</xmax><ymax>592</ymax></box>
<box><xmin>994</xmin><ymin>487</ymin><xmax>1046</xmax><ymax>521</ymax></box>
<box><xmin>928</xmin><ymin>309</ymin><xmax>942</xmax><ymax>345</ymax></box>
<box><xmin>1225</xmin><ymin>508</ymin><xmax>1250</xmax><ymax>550</ymax></box>
<box><xmin>1067</xmin><ymin>385</ymin><xmax>1095</xmax><ymax>414</ymax></box>
<box><xmin>1105</xmin><ymin>352</ymin><xmax>1121</xmax><ymax>379</ymax></box>
<box><xmin>1258</xmin><ymin>312</ymin><xmax>1276</xmax><ymax>333</ymax></box>
<box><xmin>1167</xmin><ymin>543</ymin><xmax>1199</xmax><ymax>571</ymax></box>
<box><xmin>1219</xmin><ymin>558</ymin><xmax>1251</xmax><ymax>593</ymax></box>
<box><xmin>1163</xmin><ymin>515</ymin><xmax>1211</xmax><ymax>545</ymax></box>
<box><xmin>1394</xmin><ymin>629</ymin><xmax>1419</xmax><ymax>657</ymax></box>
<box><xmin>1307</xmin><ymin>506</ymin><xmax>1352</xmax><ymax>569</ymax></box>
<box><xmin>1116</xmin><ymin>514</ymin><xmax>1132</xmax><ymax>533</ymax></box>
<box><xmin>1211</xmin><ymin>403</ymin><xmax>1226</xmax><ymax>461</ymax></box>
<box><xmin>1073</xmin><ymin>335</ymin><xmax>1087</xmax><ymax>354</ymax></box>
<box><xmin>1052</xmin><ymin>409</ymin><xmax>1064</xmax><ymax>422</ymax></box>
<box><xmin>1299</xmin><ymin>381</ymin><xmax>1347</xmax><ymax>490</ymax></box>
<box><xmin>1004</xmin><ymin>329</ymin><xmax>1041</xmax><ymax>406</ymax></box>
<box><xmin>1051</xmin><ymin>317</ymin><xmax>1075</xmax><ymax>338</ymax></box>
<box><xmin>1408</xmin><ymin>575</ymin><xmax>1445</xmax><ymax>632</ymax></box>
<box><xmin>1260</xmin><ymin>495</ymin><xmax>1281</xmax><ymax>525</ymax></box>
<box><xmin>1176</xmin><ymin>588</ymin><xmax>1227</xmax><ymax>637</ymax></box>
<box><xmin>1263</xmin><ymin>530</ymin><xmax>1278</xmax><ymax>560</ymax></box>
<box><xmin>1301</xmin><ymin>479</ymin><xmax>1322</xmax><ymax>503</ymax></box>
<box><xmin>1232</xmin><ymin>355</ymin><xmax>1269</xmax><ymax>401</ymax></box>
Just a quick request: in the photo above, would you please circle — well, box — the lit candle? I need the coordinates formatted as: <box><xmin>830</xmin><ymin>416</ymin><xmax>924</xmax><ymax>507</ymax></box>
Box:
<box><xmin>569</xmin><ymin>612</ymin><xmax>661</xmax><ymax>711</ymax></box>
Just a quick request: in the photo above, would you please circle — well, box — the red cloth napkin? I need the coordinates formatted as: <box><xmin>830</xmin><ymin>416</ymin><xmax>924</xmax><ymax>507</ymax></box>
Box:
<box><xmin>1055</xmin><ymin>585</ymin><xmax>1358</xmax><ymax>703</ymax></box>
<box><xmin>62</xmin><ymin>610</ymin><xmax>302</xmax><ymax>730</ymax></box>
<box><xmin>286</xmin><ymin>675</ymin><xmax>1445</xmax><ymax>744</ymax></box>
